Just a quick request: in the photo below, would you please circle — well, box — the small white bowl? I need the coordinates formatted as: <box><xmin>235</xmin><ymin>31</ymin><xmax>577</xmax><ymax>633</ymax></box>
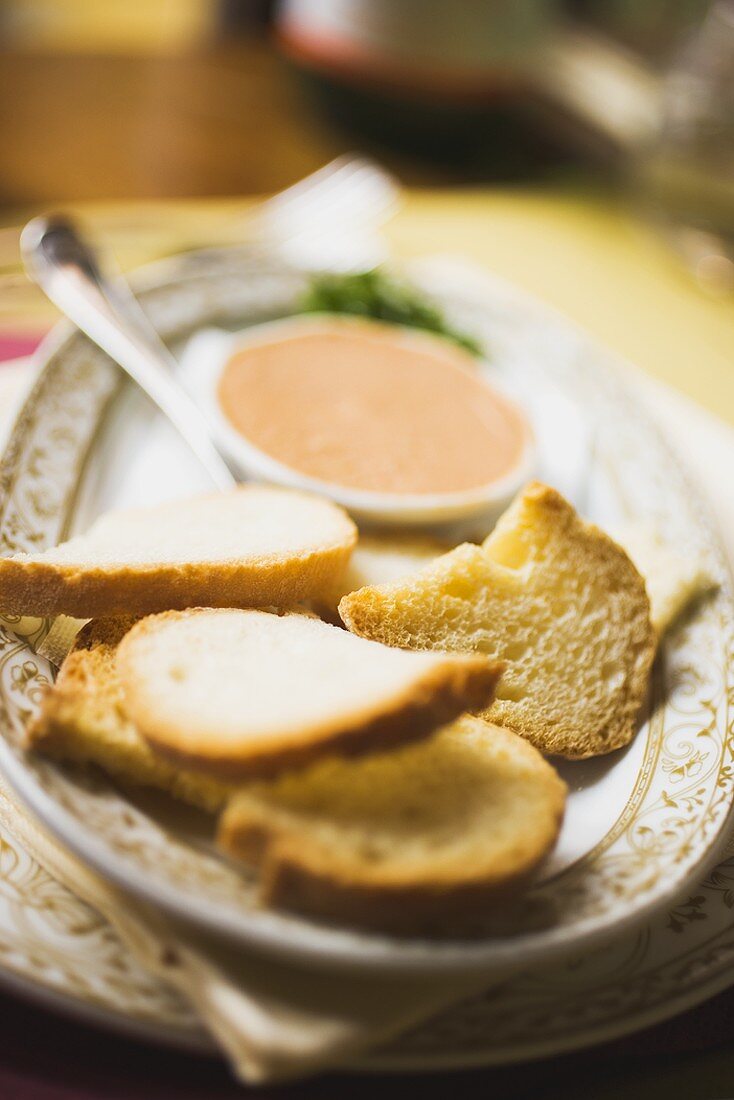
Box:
<box><xmin>178</xmin><ymin>316</ymin><xmax>536</xmax><ymax>530</ymax></box>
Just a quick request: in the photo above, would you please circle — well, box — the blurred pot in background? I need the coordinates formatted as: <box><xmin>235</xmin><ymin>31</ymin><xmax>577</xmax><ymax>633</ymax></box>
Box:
<box><xmin>274</xmin><ymin>0</ymin><xmax>661</xmax><ymax>175</ymax></box>
<box><xmin>275</xmin><ymin>0</ymin><xmax>561</xmax><ymax>175</ymax></box>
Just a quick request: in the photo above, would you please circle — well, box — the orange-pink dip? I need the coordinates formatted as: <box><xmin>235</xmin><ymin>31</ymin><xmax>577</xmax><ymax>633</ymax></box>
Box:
<box><xmin>217</xmin><ymin>319</ymin><xmax>530</xmax><ymax>496</ymax></box>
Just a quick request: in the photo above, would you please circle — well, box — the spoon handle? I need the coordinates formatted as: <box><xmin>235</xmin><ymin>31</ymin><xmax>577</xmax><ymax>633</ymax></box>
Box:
<box><xmin>21</xmin><ymin>216</ymin><xmax>236</xmax><ymax>491</ymax></box>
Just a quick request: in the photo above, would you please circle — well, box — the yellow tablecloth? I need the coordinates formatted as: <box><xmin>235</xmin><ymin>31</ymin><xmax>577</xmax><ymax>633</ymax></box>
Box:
<box><xmin>389</xmin><ymin>190</ymin><xmax>734</xmax><ymax>424</ymax></box>
<box><xmin>4</xmin><ymin>188</ymin><xmax>733</xmax><ymax>422</ymax></box>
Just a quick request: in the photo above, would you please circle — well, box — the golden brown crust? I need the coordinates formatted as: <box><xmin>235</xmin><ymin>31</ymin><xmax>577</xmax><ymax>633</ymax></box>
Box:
<box><xmin>254</xmin><ymin>855</ymin><xmax>547</xmax><ymax>933</ymax></box>
<box><xmin>0</xmin><ymin>542</ymin><xmax>354</xmax><ymax>619</ymax></box>
<box><xmin>117</xmin><ymin>608</ymin><xmax>504</xmax><ymax>780</ymax></box>
<box><xmin>27</xmin><ymin>617</ymin><xmax>231</xmax><ymax>812</ymax></box>
<box><xmin>492</xmin><ymin>486</ymin><xmax>655</xmax><ymax>758</ymax></box>
<box><xmin>255</xmin><ymin>858</ymin><xmax>543</xmax><ymax>928</ymax></box>
<box><xmin>27</xmin><ymin>618</ymin><xmax>137</xmax><ymax>746</ymax></box>
<box><xmin>339</xmin><ymin>481</ymin><xmax>656</xmax><ymax>760</ymax></box>
<box><xmin>143</xmin><ymin>657</ymin><xmax>503</xmax><ymax>781</ymax></box>
<box><xmin>218</xmin><ymin>720</ymin><xmax>567</xmax><ymax>932</ymax></box>
<box><xmin>490</xmin><ymin>486</ymin><xmax>654</xmax><ymax>758</ymax></box>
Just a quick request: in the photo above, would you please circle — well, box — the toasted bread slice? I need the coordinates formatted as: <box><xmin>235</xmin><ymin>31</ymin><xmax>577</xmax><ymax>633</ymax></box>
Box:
<box><xmin>0</xmin><ymin>486</ymin><xmax>356</xmax><ymax>619</ymax></box>
<box><xmin>340</xmin><ymin>482</ymin><xmax>655</xmax><ymax>759</ymax></box>
<box><xmin>613</xmin><ymin>522</ymin><xmax>716</xmax><ymax>637</ymax></box>
<box><xmin>219</xmin><ymin>716</ymin><xmax>566</xmax><ymax>931</ymax></box>
<box><xmin>318</xmin><ymin>532</ymin><xmax>450</xmax><ymax>618</ymax></box>
<box><xmin>27</xmin><ymin>618</ymin><xmax>232</xmax><ymax>812</ymax></box>
<box><xmin>116</xmin><ymin>608</ymin><xmax>502</xmax><ymax>780</ymax></box>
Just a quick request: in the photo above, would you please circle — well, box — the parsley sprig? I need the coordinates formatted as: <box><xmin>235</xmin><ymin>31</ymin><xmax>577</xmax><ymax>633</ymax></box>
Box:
<box><xmin>300</xmin><ymin>269</ymin><xmax>483</xmax><ymax>356</ymax></box>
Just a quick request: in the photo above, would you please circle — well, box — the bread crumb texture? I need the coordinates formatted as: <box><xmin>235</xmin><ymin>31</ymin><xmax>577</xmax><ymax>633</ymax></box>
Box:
<box><xmin>340</xmin><ymin>482</ymin><xmax>655</xmax><ymax>759</ymax></box>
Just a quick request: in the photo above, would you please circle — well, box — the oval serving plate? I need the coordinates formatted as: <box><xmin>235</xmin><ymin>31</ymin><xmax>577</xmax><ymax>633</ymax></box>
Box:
<box><xmin>0</xmin><ymin>249</ymin><xmax>732</xmax><ymax>977</ymax></box>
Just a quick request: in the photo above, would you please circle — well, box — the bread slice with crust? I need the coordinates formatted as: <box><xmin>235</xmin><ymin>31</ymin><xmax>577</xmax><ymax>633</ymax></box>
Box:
<box><xmin>116</xmin><ymin>608</ymin><xmax>503</xmax><ymax>780</ymax></box>
<box><xmin>27</xmin><ymin>618</ymin><xmax>232</xmax><ymax>812</ymax></box>
<box><xmin>0</xmin><ymin>486</ymin><xmax>357</xmax><ymax>619</ymax></box>
<box><xmin>218</xmin><ymin>716</ymin><xmax>567</xmax><ymax>931</ymax></box>
<box><xmin>340</xmin><ymin>482</ymin><xmax>655</xmax><ymax>759</ymax></box>
<box><xmin>613</xmin><ymin>522</ymin><xmax>716</xmax><ymax>637</ymax></box>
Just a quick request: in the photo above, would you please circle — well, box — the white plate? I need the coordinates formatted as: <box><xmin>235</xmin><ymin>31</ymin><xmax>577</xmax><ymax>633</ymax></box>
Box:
<box><xmin>0</xmin><ymin>249</ymin><xmax>732</xmax><ymax>979</ymax></box>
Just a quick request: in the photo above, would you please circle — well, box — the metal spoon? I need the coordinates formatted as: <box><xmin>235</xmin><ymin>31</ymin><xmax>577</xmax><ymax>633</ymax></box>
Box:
<box><xmin>21</xmin><ymin>215</ymin><xmax>236</xmax><ymax>490</ymax></box>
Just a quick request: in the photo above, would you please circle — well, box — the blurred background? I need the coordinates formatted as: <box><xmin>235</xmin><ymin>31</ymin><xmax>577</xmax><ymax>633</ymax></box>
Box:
<box><xmin>0</xmin><ymin>0</ymin><xmax>725</xmax><ymax>195</ymax></box>
<box><xmin>1</xmin><ymin>0</ymin><xmax>733</xmax><ymax>274</ymax></box>
<box><xmin>1</xmin><ymin>0</ymin><xmax>733</xmax><ymax>411</ymax></box>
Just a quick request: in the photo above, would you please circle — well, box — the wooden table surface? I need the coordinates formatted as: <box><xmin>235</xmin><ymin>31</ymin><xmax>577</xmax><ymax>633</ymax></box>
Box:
<box><xmin>0</xmin><ymin>40</ymin><xmax>341</xmax><ymax>205</ymax></box>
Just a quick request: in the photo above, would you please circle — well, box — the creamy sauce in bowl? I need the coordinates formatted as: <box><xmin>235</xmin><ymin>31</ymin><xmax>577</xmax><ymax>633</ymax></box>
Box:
<box><xmin>219</xmin><ymin>319</ymin><xmax>527</xmax><ymax>494</ymax></box>
<box><xmin>216</xmin><ymin>317</ymin><xmax>533</xmax><ymax>520</ymax></box>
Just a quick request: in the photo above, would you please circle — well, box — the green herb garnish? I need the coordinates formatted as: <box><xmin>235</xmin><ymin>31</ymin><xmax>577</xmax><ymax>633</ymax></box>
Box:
<box><xmin>300</xmin><ymin>269</ymin><xmax>483</xmax><ymax>356</ymax></box>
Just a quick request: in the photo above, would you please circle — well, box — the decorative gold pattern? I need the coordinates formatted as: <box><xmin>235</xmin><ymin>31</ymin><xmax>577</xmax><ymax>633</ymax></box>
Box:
<box><xmin>0</xmin><ymin>254</ymin><xmax>732</xmax><ymax>1064</ymax></box>
<box><xmin>0</xmin><ymin>807</ymin><xmax>198</xmax><ymax>1034</ymax></box>
<box><xmin>370</xmin><ymin>858</ymin><xmax>734</xmax><ymax>1068</ymax></box>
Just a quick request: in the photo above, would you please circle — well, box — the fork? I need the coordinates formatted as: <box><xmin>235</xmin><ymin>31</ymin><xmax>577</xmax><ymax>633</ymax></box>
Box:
<box><xmin>0</xmin><ymin>155</ymin><xmax>399</xmax><ymax>286</ymax></box>
<box><xmin>249</xmin><ymin>154</ymin><xmax>399</xmax><ymax>270</ymax></box>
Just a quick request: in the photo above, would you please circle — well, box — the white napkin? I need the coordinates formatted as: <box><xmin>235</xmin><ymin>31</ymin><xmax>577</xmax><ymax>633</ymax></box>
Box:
<box><xmin>0</xmin><ymin>327</ymin><xmax>733</xmax><ymax>1082</ymax></box>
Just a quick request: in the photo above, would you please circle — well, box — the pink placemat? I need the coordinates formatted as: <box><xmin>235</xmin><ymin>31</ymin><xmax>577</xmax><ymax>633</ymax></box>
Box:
<box><xmin>0</xmin><ymin>333</ymin><xmax>44</xmax><ymax>362</ymax></box>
